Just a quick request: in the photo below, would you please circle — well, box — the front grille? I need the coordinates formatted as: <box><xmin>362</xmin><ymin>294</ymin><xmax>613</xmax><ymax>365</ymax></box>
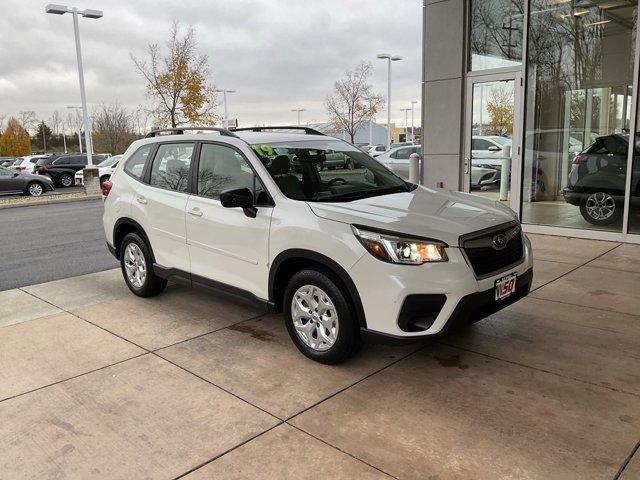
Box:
<box><xmin>461</xmin><ymin>223</ymin><xmax>524</xmax><ymax>278</ymax></box>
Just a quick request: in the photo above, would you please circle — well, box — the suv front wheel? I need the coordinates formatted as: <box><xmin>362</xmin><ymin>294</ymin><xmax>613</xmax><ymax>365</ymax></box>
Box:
<box><xmin>284</xmin><ymin>268</ymin><xmax>361</xmax><ymax>364</ymax></box>
<box><xmin>120</xmin><ymin>232</ymin><xmax>167</xmax><ymax>297</ymax></box>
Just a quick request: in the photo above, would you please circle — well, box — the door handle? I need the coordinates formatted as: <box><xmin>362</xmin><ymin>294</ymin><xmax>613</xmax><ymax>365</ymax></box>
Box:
<box><xmin>135</xmin><ymin>195</ymin><xmax>147</xmax><ymax>205</ymax></box>
<box><xmin>188</xmin><ymin>208</ymin><xmax>203</xmax><ymax>217</ymax></box>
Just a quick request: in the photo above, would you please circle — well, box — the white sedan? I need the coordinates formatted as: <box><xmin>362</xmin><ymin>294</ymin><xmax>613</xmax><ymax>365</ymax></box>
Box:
<box><xmin>75</xmin><ymin>155</ymin><xmax>121</xmax><ymax>186</ymax></box>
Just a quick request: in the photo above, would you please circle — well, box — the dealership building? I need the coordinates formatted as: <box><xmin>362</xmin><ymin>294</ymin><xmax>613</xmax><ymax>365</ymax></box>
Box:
<box><xmin>421</xmin><ymin>0</ymin><xmax>639</xmax><ymax>243</ymax></box>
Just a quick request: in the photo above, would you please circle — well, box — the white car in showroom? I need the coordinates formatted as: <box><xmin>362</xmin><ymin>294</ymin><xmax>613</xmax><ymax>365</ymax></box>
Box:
<box><xmin>75</xmin><ymin>155</ymin><xmax>121</xmax><ymax>186</ymax></box>
<box><xmin>103</xmin><ymin>126</ymin><xmax>533</xmax><ymax>364</ymax></box>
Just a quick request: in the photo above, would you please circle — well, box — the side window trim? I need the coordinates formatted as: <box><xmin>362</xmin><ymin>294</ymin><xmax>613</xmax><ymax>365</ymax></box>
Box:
<box><xmin>194</xmin><ymin>141</ymin><xmax>275</xmax><ymax>207</ymax></box>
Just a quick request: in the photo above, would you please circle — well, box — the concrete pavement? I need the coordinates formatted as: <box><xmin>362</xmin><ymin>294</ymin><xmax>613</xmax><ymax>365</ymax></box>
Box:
<box><xmin>0</xmin><ymin>234</ymin><xmax>639</xmax><ymax>479</ymax></box>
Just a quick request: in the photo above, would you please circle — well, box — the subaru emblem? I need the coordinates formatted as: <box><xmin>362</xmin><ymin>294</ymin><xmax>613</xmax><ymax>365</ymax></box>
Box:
<box><xmin>492</xmin><ymin>233</ymin><xmax>508</xmax><ymax>250</ymax></box>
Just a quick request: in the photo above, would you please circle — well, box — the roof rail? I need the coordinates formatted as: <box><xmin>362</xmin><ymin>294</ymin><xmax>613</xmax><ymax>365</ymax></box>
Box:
<box><xmin>144</xmin><ymin>127</ymin><xmax>240</xmax><ymax>139</ymax></box>
<box><xmin>231</xmin><ymin>126</ymin><xmax>326</xmax><ymax>136</ymax></box>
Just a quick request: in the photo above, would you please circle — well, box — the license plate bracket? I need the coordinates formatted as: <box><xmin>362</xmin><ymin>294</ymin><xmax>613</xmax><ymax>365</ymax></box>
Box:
<box><xmin>495</xmin><ymin>273</ymin><xmax>517</xmax><ymax>301</ymax></box>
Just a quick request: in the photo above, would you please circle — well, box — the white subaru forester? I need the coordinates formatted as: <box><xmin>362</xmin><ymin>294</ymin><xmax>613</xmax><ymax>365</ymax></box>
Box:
<box><xmin>103</xmin><ymin>127</ymin><xmax>533</xmax><ymax>364</ymax></box>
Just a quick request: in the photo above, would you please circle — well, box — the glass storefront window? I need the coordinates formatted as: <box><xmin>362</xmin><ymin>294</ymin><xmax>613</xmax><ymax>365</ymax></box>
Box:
<box><xmin>522</xmin><ymin>1</ymin><xmax>637</xmax><ymax>232</ymax></box>
<box><xmin>470</xmin><ymin>0</ymin><xmax>524</xmax><ymax>71</ymax></box>
<box><xmin>627</xmin><ymin>99</ymin><xmax>640</xmax><ymax>234</ymax></box>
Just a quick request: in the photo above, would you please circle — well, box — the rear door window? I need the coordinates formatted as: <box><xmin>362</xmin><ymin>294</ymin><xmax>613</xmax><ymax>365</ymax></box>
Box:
<box><xmin>149</xmin><ymin>143</ymin><xmax>194</xmax><ymax>192</ymax></box>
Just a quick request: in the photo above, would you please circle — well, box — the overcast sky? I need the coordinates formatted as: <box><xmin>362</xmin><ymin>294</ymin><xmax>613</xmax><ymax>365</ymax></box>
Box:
<box><xmin>0</xmin><ymin>0</ymin><xmax>423</xmax><ymax>131</ymax></box>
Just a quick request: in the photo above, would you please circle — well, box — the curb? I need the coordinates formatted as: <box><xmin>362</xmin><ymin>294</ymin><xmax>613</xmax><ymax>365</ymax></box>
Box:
<box><xmin>0</xmin><ymin>194</ymin><xmax>103</xmax><ymax>210</ymax></box>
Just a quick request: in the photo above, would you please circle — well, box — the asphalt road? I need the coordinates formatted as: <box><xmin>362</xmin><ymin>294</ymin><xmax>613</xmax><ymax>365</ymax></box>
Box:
<box><xmin>0</xmin><ymin>199</ymin><xmax>119</xmax><ymax>291</ymax></box>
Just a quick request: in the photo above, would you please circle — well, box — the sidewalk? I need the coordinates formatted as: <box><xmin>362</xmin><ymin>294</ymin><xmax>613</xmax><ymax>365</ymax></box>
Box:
<box><xmin>1</xmin><ymin>234</ymin><xmax>639</xmax><ymax>479</ymax></box>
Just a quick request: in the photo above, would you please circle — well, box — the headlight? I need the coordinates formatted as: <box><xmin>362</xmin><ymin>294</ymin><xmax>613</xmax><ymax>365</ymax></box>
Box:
<box><xmin>352</xmin><ymin>226</ymin><xmax>447</xmax><ymax>264</ymax></box>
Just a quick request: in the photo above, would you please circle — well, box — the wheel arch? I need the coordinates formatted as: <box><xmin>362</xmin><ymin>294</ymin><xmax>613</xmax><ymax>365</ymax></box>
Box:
<box><xmin>113</xmin><ymin>218</ymin><xmax>155</xmax><ymax>262</ymax></box>
<box><xmin>269</xmin><ymin>249</ymin><xmax>367</xmax><ymax>328</ymax></box>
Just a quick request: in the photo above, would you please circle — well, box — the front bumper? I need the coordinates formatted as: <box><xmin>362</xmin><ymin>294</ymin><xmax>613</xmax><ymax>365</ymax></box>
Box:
<box><xmin>361</xmin><ymin>267</ymin><xmax>533</xmax><ymax>344</ymax></box>
<box><xmin>348</xmin><ymin>234</ymin><xmax>533</xmax><ymax>341</ymax></box>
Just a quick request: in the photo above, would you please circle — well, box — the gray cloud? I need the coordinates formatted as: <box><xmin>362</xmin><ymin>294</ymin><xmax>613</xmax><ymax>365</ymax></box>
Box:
<box><xmin>0</xmin><ymin>0</ymin><xmax>422</xmax><ymax>128</ymax></box>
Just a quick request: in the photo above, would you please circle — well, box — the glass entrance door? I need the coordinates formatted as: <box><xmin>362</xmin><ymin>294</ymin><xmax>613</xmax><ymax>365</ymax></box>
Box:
<box><xmin>464</xmin><ymin>73</ymin><xmax>522</xmax><ymax>213</ymax></box>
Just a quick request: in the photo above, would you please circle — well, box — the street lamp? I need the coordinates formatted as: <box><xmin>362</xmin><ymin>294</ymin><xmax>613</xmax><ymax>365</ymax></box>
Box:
<box><xmin>67</xmin><ymin>105</ymin><xmax>83</xmax><ymax>153</ymax></box>
<box><xmin>376</xmin><ymin>53</ymin><xmax>403</xmax><ymax>149</ymax></box>
<box><xmin>215</xmin><ymin>89</ymin><xmax>236</xmax><ymax>128</ymax></box>
<box><xmin>46</xmin><ymin>4</ymin><xmax>102</xmax><ymax>165</ymax></box>
<box><xmin>410</xmin><ymin>100</ymin><xmax>418</xmax><ymax>143</ymax></box>
<box><xmin>291</xmin><ymin>108</ymin><xmax>306</xmax><ymax>126</ymax></box>
<box><xmin>400</xmin><ymin>108</ymin><xmax>409</xmax><ymax>142</ymax></box>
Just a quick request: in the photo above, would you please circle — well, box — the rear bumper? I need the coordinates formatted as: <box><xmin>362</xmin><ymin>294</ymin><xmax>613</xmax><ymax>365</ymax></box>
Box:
<box><xmin>362</xmin><ymin>267</ymin><xmax>533</xmax><ymax>345</ymax></box>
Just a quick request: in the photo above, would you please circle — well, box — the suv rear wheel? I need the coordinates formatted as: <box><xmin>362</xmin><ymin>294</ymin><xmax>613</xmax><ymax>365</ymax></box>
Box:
<box><xmin>579</xmin><ymin>191</ymin><xmax>622</xmax><ymax>226</ymax></box>
<box><xmin>284</xmin><ymin>268</ymin><xmax>361</xmax><ymax>364</ymax></box>
<box><xmin>120</xmin><ymin>232</ymin><xmax>167</xmax><ymax>297</ymax></box>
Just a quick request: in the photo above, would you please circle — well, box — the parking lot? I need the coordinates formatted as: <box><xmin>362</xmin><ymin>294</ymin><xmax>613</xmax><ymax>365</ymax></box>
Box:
<box><xmin>0</xmin><ymin>233</ymin><xmax>638</xmax><ymax>479</ymax></box>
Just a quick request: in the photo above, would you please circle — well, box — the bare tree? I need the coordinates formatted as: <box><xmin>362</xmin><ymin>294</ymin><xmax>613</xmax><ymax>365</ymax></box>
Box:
<box><xmin>92</xmin><ymin>103</ymin><xmax>136</xmax><ymax>154</ymax></box>
<box><xmin>48</xmin><ymin>110</ymin><xmax>63</xmax><ymax>135</ymax></box>
<box><xmin>0</xmin><ymin>114</ymin><xmax>6</xmax><ymax>133</ymax></box>
<box><xmin>133</xmin><ymin>104</ymin><xmax>152</xmax><ymax>135</ymax></box>
<box><xmin>325</xmin><ymin>61</ymin><xmax>384</xmax><ymax>143</ymax></box>
<box><xmin>131</xmin><ymin>22</ymin><xmax>218</xmax><ymax>128</ymax></box>
<box><xmin>18</xmin><ymin>110</ymin><xmax>38</xmax><ymax>133</ymax></box>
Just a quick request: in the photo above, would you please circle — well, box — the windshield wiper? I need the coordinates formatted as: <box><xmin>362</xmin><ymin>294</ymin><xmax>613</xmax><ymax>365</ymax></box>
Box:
<box><xmin>312</xmin><ymin>185</ymin><xmax>409</xmax><ymax>202</ymax></box>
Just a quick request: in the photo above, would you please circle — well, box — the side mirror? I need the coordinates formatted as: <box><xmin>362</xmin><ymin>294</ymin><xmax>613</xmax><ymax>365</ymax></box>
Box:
<box><xmin>488</xmin><ymin>146</ymin><xmax>501</xmax><ymax>152</ymax></box>
<box><xmin>220</xmin><ymin>187</ymin><xmax>257</xmax><ymax>218</ymax></box>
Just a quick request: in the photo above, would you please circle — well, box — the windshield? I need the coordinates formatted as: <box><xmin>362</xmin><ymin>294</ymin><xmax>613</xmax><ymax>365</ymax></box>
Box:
<box><xmin>97</xmin><ymin>155</ymin><xmax>121</xmax><ymax>167</ymax></box>
<box><xmin>251</xmin><ymin>139</ymin><xmax>415</xmax><ymax>202</ymax></box>
<box><xmin>12</xmin><ymin>158</ymin><xmax>24</xmax><ymax>165</ymax></box>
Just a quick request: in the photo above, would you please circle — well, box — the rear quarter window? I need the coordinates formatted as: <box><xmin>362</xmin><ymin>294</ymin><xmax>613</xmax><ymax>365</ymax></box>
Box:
<box><xmin>124</xmin><ymin>144</ymin><xmax>153</xmax><ymax>179</ymax></box>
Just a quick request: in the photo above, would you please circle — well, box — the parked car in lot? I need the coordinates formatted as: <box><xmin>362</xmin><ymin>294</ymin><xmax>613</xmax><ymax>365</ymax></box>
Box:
<box><xmin>374</xmin><ymin>145</ymin><xmax>421</xmax><ymax>178</ymax></box>
<box><xmin>9</xmin><ymin>155</ymin><xmax>49</xmax><ymax>174</ymax></box>
<box><xmin>103</xmin><ymin>126</ymin><xmax>533</xmax><ymax>364</ymax></box>
<box><xmin>563</xmin><ymin>134</ymin><xmax>640</xmax><ymax>226</ymax></box>
<box><xmin>75</xmin><ymin>155</ymin><xmax>122</xmax><ymax>186</ymax></box>
<box><xmin>34</xmin><ymin>153</ymin><xmax>93</xmax><ymax>187</ymax></box>
<box><xmin>377</xmin><ymin>145</ymin><xmax>500</xmax><ymax>189</ymax></box>
<box><xmin>0</xmin><ymin>157</ymin><xmax>17</xmax><ymax>168</ymax></box>
<box><xmin>367</xmin><ymin>145</ymin><xmax>387</xmax><ymax>157</ymax></box>
<box><xmin>0</xmin><ymin>165</ymin><xmax>55</xmax><ymax>196</ymax></box>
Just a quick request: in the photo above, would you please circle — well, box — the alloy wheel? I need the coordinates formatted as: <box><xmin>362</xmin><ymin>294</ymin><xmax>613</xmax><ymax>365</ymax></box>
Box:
<box><xmin>28</xmin><ymin>183</ymin><xmax>43</xmax><ymax>196</ymax></box>
<box><xmin>291</xmin><ymin>284</ymin><xmax>339</xmax><ymax>351</ymax></box>
<box><xmin>585</xmin><ymin>192</ymin><xmax>615</xmax><ymax>221</ymax></box>
<box><xmin>60</xmin><ymin>175</ymin><xmax>73</xmax><ymax>187</ymax></box>
<box><xmin>123</xmin><ymin>242</ymin><xmax>147</xmax><ymax>288</ymax></box>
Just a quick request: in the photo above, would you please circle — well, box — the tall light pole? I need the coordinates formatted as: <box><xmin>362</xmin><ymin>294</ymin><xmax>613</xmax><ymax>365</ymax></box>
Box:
<box><xmin>67</xmin><ymin>105</ymin><xmax>83</xmax><ymax>153</ymax></box>
<box><xmin>376</xmin><ymin>53</ymin><xmax>403</xmax><ymax>149</ymax></box>
<box><xmin>46</xmin><ymin>4</ymin><xmax>102</xmax><ymax>165</ymax></box>
<box><xmin>215</xmin><ymin>89</ymin><xmax>236</xmax><ymax>128</ymax></box>
<box><xmin>401</xmin><ymin>108</ymin><xmax>409</xmax><ymax>142</ymax></box>
<box><xmin>410</xmin><ymin>100</ymin><xmax>418</xmax><ymax>143</ymax></box>
<box><xmin>291</xmin><ymin>108</ymin><xmax>306</xmax><ymax>126</ymax></box>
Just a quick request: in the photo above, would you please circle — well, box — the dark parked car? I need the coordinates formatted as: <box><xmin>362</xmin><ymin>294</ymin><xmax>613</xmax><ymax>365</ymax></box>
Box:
<box><xmin>34</xmin><ymin>154</ymin><xmax>92</xmax><ymax>187</ymax></box>
<box><xmin>563</xmin><ymin>134</ymin><xmax>640</xmax><ymax>226</ymax></box>
<box><xmin>0</xmin><ymin>166</ymin><xmax>55</xmax><ymax>196</ymax></box>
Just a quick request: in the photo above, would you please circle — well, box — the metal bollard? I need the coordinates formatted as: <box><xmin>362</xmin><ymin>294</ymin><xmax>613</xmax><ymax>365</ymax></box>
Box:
<box><xmin>409</xmin><ymin>153</ymin><xmax>420</xmax><ymax>183</ymax></box>
<box><xmin>499</xmin><ymin>144</ymin><xmax>511</xmax><ymax>201</ymax></box>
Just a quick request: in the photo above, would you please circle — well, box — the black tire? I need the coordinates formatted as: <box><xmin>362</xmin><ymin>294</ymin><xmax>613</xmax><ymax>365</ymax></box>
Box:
<box><xmin>25</xmin><ymin>181</ymin><xmax>45</xmax><ymax>197</ymax></box>
<box><xmin>283</xmin><ymin>268</ymin><xmax>361</xmax><ymax>364</ymax></box>
<box><xmin>119</xmin><ymin>232</ymin><xmax>167</xmax><ymax>297</ymax></box>
<box><xmin>59</xmin><ymin>173</ymin><xmax>74</xmax><ymax>188</ymax></box>
<box><xmin>579</xmin><ymin>192</ymin><xmax>622</xmax><ymax>226</ymax></box>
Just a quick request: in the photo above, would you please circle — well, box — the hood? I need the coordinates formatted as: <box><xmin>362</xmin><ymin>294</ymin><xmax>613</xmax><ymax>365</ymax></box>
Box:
<box><xmin>21</xmin><ymin>172</ymin><xmax>53</xmax><ymax>183</ymax></box>
<box><xmin>308</xmin><ymin>186</ymin><xmax>516</xmax><ymax>246</ymax></box>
